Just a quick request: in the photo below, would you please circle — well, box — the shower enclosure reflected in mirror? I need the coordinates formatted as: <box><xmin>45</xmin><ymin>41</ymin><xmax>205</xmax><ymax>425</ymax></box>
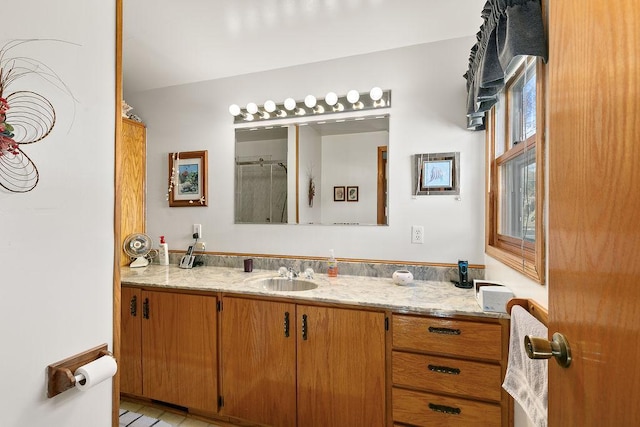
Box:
<box><xmin>235</xmin><ymin>128</ymin><xmax>289</xmax><ymax>223</ymax></box>
<box><xmin>234</xmin><ymin>115</ymin><xmax>389</xmax><ymax>225</ymax></box>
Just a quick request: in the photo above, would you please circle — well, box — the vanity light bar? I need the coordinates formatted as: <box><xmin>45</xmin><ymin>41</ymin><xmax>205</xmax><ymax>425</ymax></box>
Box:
<box><xmin>229</xmin><ymin>88</ymin><xmax>391</xmax><ymax>124</ymax></box>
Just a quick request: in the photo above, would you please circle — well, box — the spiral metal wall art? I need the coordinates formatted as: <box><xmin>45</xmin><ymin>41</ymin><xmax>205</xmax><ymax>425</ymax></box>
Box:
<box><xmin>0</xmin><ymin>39</ymin><xmax>75</xmax><ymax>193</ymax></box>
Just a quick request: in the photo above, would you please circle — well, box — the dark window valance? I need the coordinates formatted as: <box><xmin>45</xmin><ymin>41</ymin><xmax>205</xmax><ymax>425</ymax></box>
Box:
<box><xmin>464</xmin><ymin>0</ymin><xmax>547</xmax><ymax>130</ymax></box>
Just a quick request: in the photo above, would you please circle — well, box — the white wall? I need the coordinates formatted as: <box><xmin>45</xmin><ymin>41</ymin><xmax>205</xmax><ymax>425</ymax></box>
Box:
<box><xmin>320</xmin><ymin>131</ymin><xmax>386</xmax><ymax>224</ymax></box>
<box><xmin>0</xmin><ymin>2</ymin><xmax>115</xmax><ymax>426</ymax></box>
<box><xmin>298</xmin><ymin>126</ymin><xmax>322</xmax><ymax>224</ymax></box>
<box><xmin>127</xmin><ymin>37</ymin><xmax>488</xmax><ymax>264</ymax></box>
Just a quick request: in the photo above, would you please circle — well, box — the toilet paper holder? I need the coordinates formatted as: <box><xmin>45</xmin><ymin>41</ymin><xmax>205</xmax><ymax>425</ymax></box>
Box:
<box><xmin>46</xmin><ymin>343</ymin><xmax>113</xmax><ymax>398</ymax></box>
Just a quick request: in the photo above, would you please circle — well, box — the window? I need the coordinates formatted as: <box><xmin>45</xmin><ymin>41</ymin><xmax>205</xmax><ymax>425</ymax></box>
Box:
<box><xmin>486</xmin><ymin>57</ymin><xmax>545</xmax><ymax>283</ymax></box>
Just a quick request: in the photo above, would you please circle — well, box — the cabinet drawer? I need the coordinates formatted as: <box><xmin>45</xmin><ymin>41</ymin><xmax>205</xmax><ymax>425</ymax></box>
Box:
<box><xmin>392</xmin><ymin>351</ymin><xmax>502</xmax><ymax>402</ymax></box>
<box><xmin>393</xmin><ymin>387</ymin><xmax>501</xmax><ymax>427</ymax></box>
<box><xmin>393</xmin><ymin>315</ymin><xmax>502</xmax><ymax>361</ymax></box>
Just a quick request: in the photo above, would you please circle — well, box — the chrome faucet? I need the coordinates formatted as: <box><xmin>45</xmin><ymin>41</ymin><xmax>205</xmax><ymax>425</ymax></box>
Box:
<box><xmin>287</xmin><ymin>267</ymin><xmax>299</xmax><ymax>280</ymax></box>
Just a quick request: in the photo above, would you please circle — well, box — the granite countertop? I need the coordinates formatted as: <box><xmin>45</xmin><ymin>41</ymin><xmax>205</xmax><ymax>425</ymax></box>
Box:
<box><xmin>121</xmin><ymin>265</ymin><xmax>507</xmax><ymax>319</ymax></box>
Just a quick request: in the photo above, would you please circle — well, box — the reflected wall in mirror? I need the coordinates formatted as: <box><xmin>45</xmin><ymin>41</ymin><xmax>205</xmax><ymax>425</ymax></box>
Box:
<box><xmin>235</xmin><ymin>115</ymin><xmax>389</xmax><ymax>225</ymax></box>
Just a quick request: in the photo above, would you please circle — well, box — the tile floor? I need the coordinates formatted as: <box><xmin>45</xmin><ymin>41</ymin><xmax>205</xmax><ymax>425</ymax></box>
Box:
<box><xmin>120</xmin><ymin>399</ymin><xmax>232</xmax><ymax>427</ymax></box>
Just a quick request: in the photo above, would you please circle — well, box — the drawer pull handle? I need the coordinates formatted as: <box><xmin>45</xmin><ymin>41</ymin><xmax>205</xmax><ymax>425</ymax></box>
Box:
<box><xmin>130</xmin><ymin>295</ymin><xmax>137</xmax><ymax>317</ymax></box>
<box><xmin>284</xmin><ymin>311</ymin><xmax>290</xmax><ymax>338</ymax></box>
<box><xmin>428</xmin><ymin>403</ymin><xmax>461</xmax><ymax>415</ymax></box>
<box><xmin>142</xmin><ymin>298</ymin><xmax>149</xmax><ymax>319</ymax></box>
<box><xmin>428</xmin><ymin>364</ymin><xmax>461</xmax><ymax>375</ymax></box>
<box><xmin>428</xmin><ymin>326</ymin><xmax>461</xmax><ymax>335</ymax></box>
<box><xmin>301</xmin><ymin>314</ymin><xmax>308</xmax><ymax>341</ymax></box>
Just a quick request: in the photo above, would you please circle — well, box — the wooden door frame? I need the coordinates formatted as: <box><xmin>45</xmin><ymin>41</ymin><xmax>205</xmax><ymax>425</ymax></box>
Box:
<box><xmin>377</xmin><ymin>146</ymin><xmax>387</xmax><ymax>225</ymax></box>
<box><xmin>113</xmin><ymin>0</ymin><xmax>123</xmax><ymax>425</ymax></box>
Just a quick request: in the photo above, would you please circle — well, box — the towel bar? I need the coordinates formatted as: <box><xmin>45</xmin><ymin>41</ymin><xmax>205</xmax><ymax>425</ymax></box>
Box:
<box><xmin>506</xmin><ymin>298</ymin><xmax>548</xmax><ymax>326</ymax></box>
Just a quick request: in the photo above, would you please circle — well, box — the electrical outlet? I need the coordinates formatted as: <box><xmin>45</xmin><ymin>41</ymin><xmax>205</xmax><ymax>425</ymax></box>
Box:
<box><xmin>193</xmin><ymin>224</ymin><xmax>202</xmax><ymax>238</ymax></box>
<box><xmin>195</xmin><ymin>242</ymin><xmax>206</xmax><ymax>251</ymax></box>
<box><xmin>411</xmin><ymin>225</ymin><xmax>424</xmax><ymax>244</ymax></box>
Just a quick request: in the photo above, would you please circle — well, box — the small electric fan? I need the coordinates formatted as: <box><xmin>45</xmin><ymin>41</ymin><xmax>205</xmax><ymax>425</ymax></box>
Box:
<box><xmin>123</xmin><ymin>233</ymin><xmax>153</xmax><ymax>267</ymax></box>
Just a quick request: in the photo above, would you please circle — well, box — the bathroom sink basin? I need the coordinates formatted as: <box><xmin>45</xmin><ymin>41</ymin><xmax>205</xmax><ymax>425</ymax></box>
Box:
<box><xmin>257</xmin><ymin>277</ymin><xmax>318</xmax><ymax>292</ymax></box>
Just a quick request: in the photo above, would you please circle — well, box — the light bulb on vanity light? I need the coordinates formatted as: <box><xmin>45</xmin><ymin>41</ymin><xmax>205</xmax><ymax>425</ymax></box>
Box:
<box><xmin>304</xmin><ymin>95</ymin><xmax>317</xmax><ymax>108</ymax></box>
<box><xmin>346</xmin><ymin>90</ymin><xmax>360</xmax><ymax>104</ymax></box>
<box><xmin>347</xmin><ymin>89</ymin><xmax>363</xmax><ymax>109</ymax></box>
<box><xmin>370</xmin><ymin>86</ymin><xmax>386</xmax><ymax>107</ymax></box>
<box><xmin>246</xmin><ymin>102</ymin><xmax>259</xmax><ymax>115</ymax></box>
<box><xmin>284</xmin><ymin>98</ymin><xmax>297</xmax><ymax>111</ymax></box>
<box><xmin>306</xmin><ymin>95</ymin><xmax>324</xmax><ymax>113</ymax></box>
<box><xmin>325</xmin><ymin>92</ymin><xmax>338</xmax><ymax>106</ymax></box>
<box><xmin>264</xmin><ymin>99</ymin><xmax>287</xmax><ymax>117</ymax></box>
<box><xmin>264</xmin><ymin>100</ymin><xmax>276</xmax><ymax>113</ymax></box>
<box><xmin>228</xmin><ymin>104</ymin><xmax>241</xmax><ymax>116</ymax></box>
<box><xmin>324</xmin><ymin>92</ymin><xmax>343</xmax><ymax>112</ymax></box>
<box><xmin>369</xmin><ymin>86</ymin><xmax>383</xmax><ymax>101</ymax></box>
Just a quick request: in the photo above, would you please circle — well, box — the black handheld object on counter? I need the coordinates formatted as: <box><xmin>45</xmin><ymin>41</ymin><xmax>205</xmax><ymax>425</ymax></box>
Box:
<box><xmin>179</xmin><ymin>245</ymin><xmax>196</xmax><ymax>269</ymax></box>
<box><xmin>451</xmin><ymin>260</ymin><xmax>473</xmax><ymax>289</ymax></box>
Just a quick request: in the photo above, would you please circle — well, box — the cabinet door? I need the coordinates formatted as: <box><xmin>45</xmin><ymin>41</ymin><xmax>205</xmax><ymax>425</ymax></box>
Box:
<box><xmin>142</xmin><ymin>290</ymin><xmax>218</xmax><ymax>412</ymax></box>
<box><xmin>120</xmin><ymin>286</ymin><xmax>142</xmax><ymax>395</ymax></box>
<box><xmin>297</xmin><ymin>305</ymin><xmax>386</xmax><ymax>427</ymax></box>
<box><xmin>220</xmin><ymin>297</ymin><xmax>297</xmax><ymax>427</ymax></box>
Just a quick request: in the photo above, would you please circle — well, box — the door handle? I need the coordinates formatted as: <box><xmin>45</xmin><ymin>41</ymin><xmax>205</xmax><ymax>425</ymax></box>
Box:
<box><xmin>284</xmin><ymin>311</ymin><xmax>290</xmax><ymax>338</ymax></box>
<box><xmin>524</xmin><ymin>332</ymin><xmax>572</xmax><ymax>368</ymax></box>
<box><xmin>130</xmin><ymin>295</ymin><xmax>137</xmax><ymax>316</ymax></box>
<box><xmin>301</xmin><ymin>314</ymin><xmax>308</xmax><ymax>341</ymax></box>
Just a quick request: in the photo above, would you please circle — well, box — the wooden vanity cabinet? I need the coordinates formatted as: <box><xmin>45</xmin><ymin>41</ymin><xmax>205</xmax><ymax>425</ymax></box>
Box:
<box><xmin>120</xmin><ymin>286</ymin><xmax>218</xmax><ymax>413</ymax></box>
<box><xmin>220</xmin><ymin>296</ymin><xmax>386</xmax><ymax>427</ymax></box>
<box><xmin>220</xmin><ymin>297</ymin><xmax>297</xmax><ymax>427</ymax></box>
<box><xmin>391</xmin><ymin>314</ymin><xmax>510</xmax><ymax>427</ymax></box>
<box><xmin>120</xmin><ymin>286</ymin><xmax>143</xmax><ymax>395</ymax></box>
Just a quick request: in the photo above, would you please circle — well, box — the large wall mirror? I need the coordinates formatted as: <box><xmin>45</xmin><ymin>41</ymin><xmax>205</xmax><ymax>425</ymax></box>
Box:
<box><xmin>235</xmin><ymin>114</ymin><xmax>389</xmax><ymax>226</ymax></box>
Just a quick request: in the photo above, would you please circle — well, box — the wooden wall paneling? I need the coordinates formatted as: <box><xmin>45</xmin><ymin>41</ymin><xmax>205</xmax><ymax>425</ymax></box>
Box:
<box><xmin>120</xmin><ymin>118</ymin><xmax>146</xmax><ymax>266</ymax></box>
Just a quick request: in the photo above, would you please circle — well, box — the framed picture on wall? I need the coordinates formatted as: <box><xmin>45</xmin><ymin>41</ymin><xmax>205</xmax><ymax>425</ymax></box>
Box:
<box><xmin>334</xmin><ymin>186</ymin><xmax>345</xmax><ymax>201</ymax></box>
<box><xmin>347</xmin><ymin>186</ymin><xmax>359</xmax><ymax>202</ymax></box>
<box><xmin>168</xmin><ymin>150</ymin><xmax>208</xmax><ymax>207</ymax></box>
<box><xmin>413</xmin><ymin>152</ymin><xmax>460</xmax><ymax>196</ymax></box>
<box><xmin>422</xmin><ymin>160</ymin><xmax>453</xmax><ymax>188</ymax></box>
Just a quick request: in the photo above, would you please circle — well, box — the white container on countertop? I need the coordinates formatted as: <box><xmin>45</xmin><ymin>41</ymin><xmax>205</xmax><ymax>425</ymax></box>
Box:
<box><xmin>392</xmin><ymin>270</ymin><xmax>413</xmax><ymax>286</ymax></box>
<box><xmin>158</xmin><ymin>235</ymin><xmax>169</xmax><ymax>266</ymax></box>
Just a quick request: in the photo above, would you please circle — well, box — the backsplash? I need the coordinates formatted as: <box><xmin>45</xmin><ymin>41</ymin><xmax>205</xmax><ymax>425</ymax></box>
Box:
<box><xmin>166</xmin><ymin>253</ymin><xmax>484</xmax><ymax>283</ymax></box>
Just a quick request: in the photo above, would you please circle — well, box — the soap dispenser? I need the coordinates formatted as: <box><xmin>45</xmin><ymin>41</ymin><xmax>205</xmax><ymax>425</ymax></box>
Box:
<box><xmin>327</xmin><ymin>249</ymin><xmax>338</xmax><ymax>277</ymax></box>
<box><xmin>158</xmin><ymin>236</ymin><xmax>169</xmax><ymax>266</ymax></box>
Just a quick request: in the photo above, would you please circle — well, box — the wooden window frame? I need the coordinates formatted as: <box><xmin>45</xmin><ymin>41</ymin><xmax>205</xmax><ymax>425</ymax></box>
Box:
<box><xmin>485</xmin><ymin>58</ymin><xmax>546</xmax><ymax>284</ymax></box>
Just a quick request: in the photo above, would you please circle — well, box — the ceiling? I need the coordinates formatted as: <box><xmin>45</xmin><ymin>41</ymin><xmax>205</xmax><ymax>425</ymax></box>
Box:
<box><xmin>123</xmin><ymin>0</ymin><xmax>484</xmax><ymax>94</ymax></box>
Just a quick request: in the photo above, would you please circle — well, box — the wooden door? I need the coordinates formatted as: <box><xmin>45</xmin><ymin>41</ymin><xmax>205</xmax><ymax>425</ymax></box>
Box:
<box><xmin>120</xmin><ymin>118</ymin><xmax>146</xmax><ymax>266</ymax></box>
<box><xmin>220</xmin><ymin>297</ymin><xmax>297</xmax><ymax>427</ymax></box>
<box><xmin>120</xmin><ymin>286</ymin><xmax>142</xmax><ymax>395</ymax></box>
<box><xmin>297</xmin><ymin>305</ymin><xmax>386</xmax><ymax>427</ymax></box>
<box><xmin>142</xmin><ymin>290</ymin><xmax>218</xmax><ymax>412</ymax></box>
<box><xmin>548</xmin><ymin>1</ymin><xmax>640</xmax><ymax>425</ymax></box>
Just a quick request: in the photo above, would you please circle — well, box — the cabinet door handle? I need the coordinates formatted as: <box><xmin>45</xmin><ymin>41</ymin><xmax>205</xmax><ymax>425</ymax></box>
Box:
<box><xmin>301</xmin><ymin>314</ymin><xmax>308</xmax><ymax>341</ymax></box>
<box><xmin>130</xmin><ymin>295</ymin><xmax>137</xmax><ymax>317</ymax></box>
<box><xmin>284</xmin><ymin>311</ymin><xmax>290</xmax><ymax>338</ymax></box>
<box><xmin>142</xmin><ymin>298</ymin><xmax>149</xmax><ymax>319</ymax></box>
<box><xmin>428</xmin><ymin>326</ymin><xmax>461</xmax><ymax>335</ymax></box>
<box><xmin>428</xmin><ymin>364</ymin><xmax>461</xmax><ymax>375</ymax></box>
<box><xmin>428</xmin><ymin>403</ymin><xmax>461</xmax><ymax>415</ymax></box>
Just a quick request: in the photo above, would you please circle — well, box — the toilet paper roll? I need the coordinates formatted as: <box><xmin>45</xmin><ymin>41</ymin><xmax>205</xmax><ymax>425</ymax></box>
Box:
<box><xmin>74</xmin><ymin>355</ymin><xmax>118</xmax><ymax>391</ymax></box>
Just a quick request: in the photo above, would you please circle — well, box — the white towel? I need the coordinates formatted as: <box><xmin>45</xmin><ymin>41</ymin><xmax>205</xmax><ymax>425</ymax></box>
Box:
<box><xmin>502</xmin><ymin>305</ymin><xmax>548</xmax><ymax>427</ymax></box>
